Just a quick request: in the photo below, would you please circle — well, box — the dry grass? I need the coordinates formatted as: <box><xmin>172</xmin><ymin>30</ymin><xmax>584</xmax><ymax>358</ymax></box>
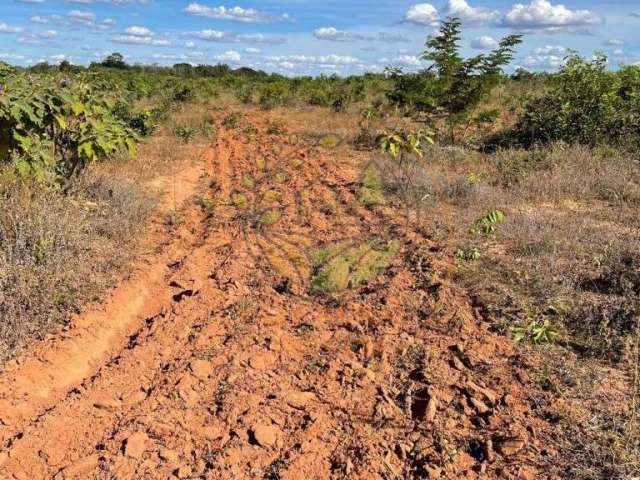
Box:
<box><xmin>0</xmin><ymin>171</ymin><xmax>155</xmax><ymax>364</ymax></box>
<box><xmin>0</xmin><ymin>101</ymin><xmax>217</xmax><ymax>365</ymax></box>
<box><xmin>374</xmin><ymin>141</ymin><xmax>640</xmax><ymax>479</ymax></box>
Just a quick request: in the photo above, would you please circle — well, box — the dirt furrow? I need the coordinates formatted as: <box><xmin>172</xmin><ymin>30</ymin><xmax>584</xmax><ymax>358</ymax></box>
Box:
<box><xmin>0</xmin><ymin>111</ymin><xmax>558</xmax><ymax>479</ymax></box>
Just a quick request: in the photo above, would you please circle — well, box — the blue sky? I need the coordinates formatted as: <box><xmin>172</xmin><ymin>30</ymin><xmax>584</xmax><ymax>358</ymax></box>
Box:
<box><xmin>1</xmin><ymin>0</ymin><xmax>639</xmax><ymax>75</ymax></box>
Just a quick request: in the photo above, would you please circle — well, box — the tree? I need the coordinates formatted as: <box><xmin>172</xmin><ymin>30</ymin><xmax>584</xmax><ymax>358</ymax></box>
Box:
<box><xmin>101</xmin><ymin>53</ymin><xmax>128</xmax><ymax>70</ymax></box>
<box><xmin>388</xmin><ymin>17</ymin><xmax>522</xmax><ymax>142</ymax></box>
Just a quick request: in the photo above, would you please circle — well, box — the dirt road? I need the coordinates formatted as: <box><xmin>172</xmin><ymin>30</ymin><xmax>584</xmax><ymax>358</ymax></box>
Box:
<box><xmin>0</xmin><ymin>111</ymin><xmax>556</xmax><ymax>479</ymax></box>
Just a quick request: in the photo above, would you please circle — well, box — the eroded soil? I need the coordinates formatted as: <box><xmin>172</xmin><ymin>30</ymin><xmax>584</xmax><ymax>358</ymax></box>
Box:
<box><xmin>0</xmin><ymin>111</ymin><xmax>558</xmax><ymax>479</ymax></box>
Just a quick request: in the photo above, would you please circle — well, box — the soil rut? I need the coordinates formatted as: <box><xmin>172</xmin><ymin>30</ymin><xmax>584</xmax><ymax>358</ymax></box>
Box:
<box><xmin>0</xmin><ymin>112</ymin><xmax>556</xmax><ymax>480</ymax></box>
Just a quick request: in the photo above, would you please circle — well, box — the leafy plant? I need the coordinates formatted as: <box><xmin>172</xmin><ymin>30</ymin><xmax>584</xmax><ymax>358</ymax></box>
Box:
<box><xmin>377</xmin><ymin>128</ymin><xmax>433</xmax><ymax>159</ymax></box>
<box><xmin>512</xmin><ymin>319</ymin><xmax>559</xmax><ymax>344</ymax></box>
<box><xmin>387</xmin><ymin>17</ymin><xmax>522</xmax><ymax>142</ymax></box>
<box><xmin>455</xmin><ymin>247</ymin><xmax>481</xmax><ymax>261</ymax></box>
<box><xmin>515</xmin><ymin>53</ymin><xmax>640</xmax><ymax>147</ymax></box>
<box><xmin>173</xmin><ymin>125</ymin><xmax>196</xmax><ymax>143</ymax></box>
<box><xmin>471</xmin><ymin>210</ymin><xmax>505</xmax><ymax>235</ymax></box>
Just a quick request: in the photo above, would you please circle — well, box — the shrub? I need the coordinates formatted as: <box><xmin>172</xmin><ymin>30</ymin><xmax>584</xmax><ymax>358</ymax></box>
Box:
<box><xmin>516</xmin><ymin>54</ymin><xmax>640</xmax><ymax>147</ymax></box>
<box><xmin>387</xmin><ymin>17</ymin><xmax>522</xmax><ymax>141</ymax></box>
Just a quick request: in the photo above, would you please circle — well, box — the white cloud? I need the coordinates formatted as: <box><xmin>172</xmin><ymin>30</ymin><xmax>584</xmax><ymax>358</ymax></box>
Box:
<box><xmin>532</xmin><ymin>45</ymin><xmax>566</xmax><ymax>55</ymax></box>
<box><xmin>313</xmin><ymin>27</ymin><xmax>353</xmax><ymax>42</ymax></box>
<box><xmin>523</xmin><ymin>54</ymin><xmax>565</xmax><ymax>69</ymax></box>
<box><xmin>111</xmin><ymin>35</ymin><xmax>171</xmax><ymax>46</ymax></box>
<box><xmin>443</xmin><ymin>0</ymin><xmax>500</xmax><ymax>24</ymax></box>
<box><xmin>125</xmin><ymin>26</ymin><xmax>154</xmax><ymax>37</ymax></box>
<box><xmin>503</xmin><ymin>0</ymin><xmax>603</xmax><ymax>31</ymax></box>
<box><xmin>471</xmin><ymin>35</ymin><xmax>498</xmax><ymax>49</ymax></box>
<box><xmin>244</xmin><ymin>47</ymin><xmax>260</xmax><ymax>54</ymax></box>
<box><xmin>215</xmin><ymin>50</ymin><xmax>241</xmax><ymax>62</ymax></box>
<box><xmin>184</xmin><ymin>3</ymin><xmax>290</xmax><ymax>23</ymax></box>
<box><xmin>606</xmin><ymin>39</ymin><xmax>624</xmax><ymax>46</ymax></box>
<box><xmin>0</xmin><ymin>22</ymin><xmax>24</xmax><ymax>33</ymax></box>
<box><xmin>267</xmin><ymin>54</ymin><xmax>362</xmax><ymax>66</ymax></box>
<box><xmin>188</xmin><ymin>30</ymin><xmax>285</xmax><ymax>44</ymax></box>
<box><xmin>39</xmin><ymin>30</ymin><xmax>58</xmax><ymax>39</ymax></box>
<box><xmin>379</xmin><ymin>55</ymin><xmax>423</xmax><ymax>67</ymax></box>
<box><xmin>30</xmin><ymin>15</ymin><xmax>64</xmax><ymax>24</ymax></box>
<box><xmin>68</xmin><ymin>10</ymin><xmax>96</xmax><ymax>26</ymax></box>
<box><xmin>404</xmin><ymin>4</ymin><xmax>439</xmax><ymax>26</ymax></box>
<box><xmin>313</xmin><ymin>27</ymin><xmax>409</xmax><ymax>43</ymax></box>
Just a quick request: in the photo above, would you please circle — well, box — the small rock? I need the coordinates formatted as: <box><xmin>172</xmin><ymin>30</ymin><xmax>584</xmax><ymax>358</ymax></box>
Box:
<box><xmin>158</xmin><ymin>448</ymin><xmax>179</xmax><ymax>463</ymax></box>
<box><xmin>363</xmin><ymin>339</ymin><xmax>374</xmax><ymax>361</ymax></box>
<box><xmin>249</xmin><ymin>353</ymin><xmax>276</xmax><ymax>371</ymax></box>
<box><xmin>93</xmin><ymin>398</ymin><xmax>122</xmax><ymax>410</ymax></box>
<box><xmin>496</xmin><ymin>437</ymin><xmax>525</xmax><ymax>456</ymax></box>
<box><xmin>190</xmin><ymin>359</ymin><xmax>213</xmax><ymax>379</ymax></box>
<box><xmin>467</xmin><ymin>381</ymin><xmax>499</xmax><ymax>405</ymax></box>
<box><xmin>469</xmin><ymin>397</ymin><xmax>490</xmax><ymax>414</ymax></box>
<box><xmin>56</xmin><ymin>454</ymin><xmax>99</xmax><ymax>479</ymax></box>
<box><xmin>175</xmin><ymin>465</ymin><xmax>192</xmax><ymax>479</ymax></box>
<box><xmin>451</xmin><ymin>356</ymin><xmax>466</xmax><ymax>372</ymax></box>
<box><xmin>284</xmin><ymin>391</ymin><xmax>316</xmax><ymax>409</ymax></box>
<box><xmin>251</xmin><ymin>424</ymin><xmax>280</xmax><ymax>449</ymax></box>
<box><xmin>425</xmin><ymin>394</ymin><xmax>438</xmax><ymax>422</ymax></box>
<box><xmin>121</xmin><ymin>390</ymin><xmax>147</xmax><ymax>407</ymax></box>
<box><xmin>124</xmin><ymin>432</ymin><xmax>148</xmax><ymax>459</ymax></box>
<box><xmin>426</xmin><ymin>465</ymin><xmax>441</xmax><ymax>478</ymax></box>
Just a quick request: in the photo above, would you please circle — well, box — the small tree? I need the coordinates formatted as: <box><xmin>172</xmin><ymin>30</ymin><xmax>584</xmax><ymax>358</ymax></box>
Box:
<box><xmin>101</xmin><ymin>53</ymin><xmax>128</xmax><ymax>70</ymax></box>
<box><xmin>388</xmin><ymin>17</ymin><xmax>522</xmax><ymax>142</ymax></box>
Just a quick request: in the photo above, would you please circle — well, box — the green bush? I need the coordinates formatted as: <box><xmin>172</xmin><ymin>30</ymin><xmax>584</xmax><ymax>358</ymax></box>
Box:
<box><xmin>516</xmin><ymin>54</ymin><xmax>640</xmax><ymax>147</ymax></box>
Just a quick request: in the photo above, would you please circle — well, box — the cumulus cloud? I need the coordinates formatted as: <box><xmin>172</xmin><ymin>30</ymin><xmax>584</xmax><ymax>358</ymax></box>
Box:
<box><xmin>606</xmin><ymin>39</ymin><xmax>624</xmax><ymax>46</ymax></box>
<box><xmin>125</xmin><ymin>26</ymin><xmax>154</xmax><ymax>37</ymax></box>
<box><xmin>313</xmin><ymin>27</ymin><xmax>409</xmax><ymax>44</ymax></box>
<box><xmin>30</xmin><ymin>14</ymin><xmax>64</xmax><ymax>24</ymax></box>
<box><xmin>215</xmin><ymin>50</ymin><xmax>241</xmax><ymax>62</ymax></box>
<box><xmin>404</xmin><ymin>4</ymin><xmax>439</xmax><ymax>26</ymax></box>
<box><xmin>266</xmin><ymin>54</ymin><xmax>362</xmax><ymax>69</ymax></box>
<box><xmin>443</xmin><ymin>0</ymin><xmax>500</xmax><ymax>24</ymax></box>
<box><xmin>532</xmin><ymin>45</ymin><xmax>566</xmax><ymax>55</ymax></box>
<box><xmin>0</xmin><ymin>22</ymin><xmax>23</xmax><ymax>33</ymax></box>
<box><xmin>471</xmin><ymin>35</ymin><xmax>498</xmax><ymax>49</ymax></box>
<box><xmin>503</xmin><ymin>0</ymin><xmax>603</xmax><ymax>32</ymax></box>
<box><xmin>187</xmin><ymin>29</ymin><xmax>285</xmax><ymax>44</ymax></box>
<box><xmin>111</xmin><ymin>35</ymin><xmax>171</xmax><ymax>45</ymax></box>
<box><xmin>523</xmin><ymin>54</ymin><xmax>565</xmax><ymax>69</ymax></box>
<box><xmin>184</xmin><ymin>3</ymin><xmax>290</xmax><ymax>23</ymax></box>
<box><xmin>68</xmin><ymin>10</ymin><xmax>96</xmax><ymax>26</ymax></box>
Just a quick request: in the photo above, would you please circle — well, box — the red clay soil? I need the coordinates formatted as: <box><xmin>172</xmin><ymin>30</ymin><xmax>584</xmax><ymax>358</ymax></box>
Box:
<box><xmin>0</xmin><ymin>111</ymin><xmax>559</xmax><ymax>479</ymax></box>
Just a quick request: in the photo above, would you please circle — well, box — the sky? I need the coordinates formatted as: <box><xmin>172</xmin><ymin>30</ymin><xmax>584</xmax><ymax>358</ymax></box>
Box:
<box><xmin>1</xmin><ymin>0</ymin><xmax>639</xmax><ymax>75</ymax></box>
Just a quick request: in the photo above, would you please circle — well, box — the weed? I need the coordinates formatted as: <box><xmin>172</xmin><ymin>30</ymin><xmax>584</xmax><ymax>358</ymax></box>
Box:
<box><xmin>222</xmin><ymin>112</ymin><xmax>242</xmax><ymax>129</ymax></box>
<box><xmin>471</xmin><ymin>210</ymin><xmax>505</xmax><ymax>235</ymax></box>
<box><xmin>319</xmin><ymin>134</ymin><xmax>343</xmax><ymax>149</ymax></box>
<box><xmin>231</xmin><ymin>193</ymin><xmax>248</xmax><ymax>209</ymax></box>
<box><xmin>311</xmin><ymin>240</ymin><xmax>399</xmax><ymax>293</ymax></box>
<box><xmin>259</xmin><ymin>209</ymin><xmax>281</xmax><ymax>226</ymax></box>
<box><xmin>359</xmin><ymin>164</ymin><xmax>385</xmax><ymax>206</ymax></box>
<box><xmin>512</xmin><ymin>319</ymin><xmax>559</xmax><ymax>344</ymax></box>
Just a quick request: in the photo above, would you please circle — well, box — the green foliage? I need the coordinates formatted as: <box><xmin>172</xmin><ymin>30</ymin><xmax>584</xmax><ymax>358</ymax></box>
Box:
<box><xmin>388</xmin><ymin>18</ymin><xmax>521</xmax><ymax>139</ymax></box>
<box><xmin>512</xmin><ymin>319</ymin><xmax>559</xmax><ymax>344</ymax></box>
<box><xmin>471</xmin><ymin>209</ymin><xmax>505</xmax><ymax>235</ymax></box>
<box><xmin>359</xmin><ymin>163</ymin><xmax>386</xmax><ymax>206</ymax></box>
<box><xmin>377</xmin><ymin>128</ymin><xmax>433</xmax><ymax>158</ymax></box>
<box><xmin>455</xmin><ymin>247</ymin><xmax>481</xmax><ymax>261</ymax></box>
<box><xmin>516</xmin><ymin>53</ymin><xmax>640</xmax><ymax>147</ymax></box>
<box><xmin>311</xmin><ymin>240</ymin><xmax>399</xmax><ymax>293</ymax></box>
<box><xmin>173</xmin><ymin>125</ymin><xmax>196</xmax><ymax>143</ymax></box>
<box><xmin>0</xmin><ymin>71</ymin><xmax>142</xmax><ymax>184</ymax></box>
